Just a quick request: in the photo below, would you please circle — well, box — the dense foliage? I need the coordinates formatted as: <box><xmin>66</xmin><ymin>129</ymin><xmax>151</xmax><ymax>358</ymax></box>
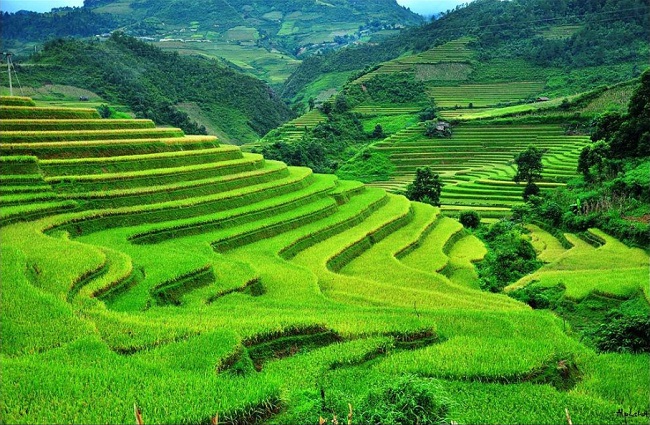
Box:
<box><xmin>476</xmin><ymin>220</ymin><xmax>543</xmax><ymax>293</ymax></box>
<box><xmin>514</xmin><ymin>145</ymin><xmax>545</xmax><ymax>200</ymax></box>
<box><xmin>524</xmin><ymin>71</ymin><xmax>650</xmax><ymax>246</ymax></box>
<box><xmin>590</xmin><ymin>311</ymin><xmax>650</xmax><ymax>354</ymax></box>
<box><xmin>15</xmin><ymin>33</ymin><xmax>293</xmax><ymax>141</ymax></box>
<box><xmin>404</xmin><ymin>167</ymin><xmax>443</xmax><ymax>207</ymax></box>
<box><xmin>2</xmin><ymin>0</ymin><xmax>421</xmax><ymax>60</ymax></box>
<box><xmin>259</xmin><ymin>109</ymin><xmax>369</xmax><ymax>174</ymax></box>
<box><xmin>458</xmin><ymin>210</ymin><xmax>481</xmax><ymax>229</ymax></box>
<box><xmin>0</xmin><ymin>8</ymin><xmax>117</xmax><ymax>42</ymax></box>
<box><xmin>345</xmin><ymin>73</ymin><xmax>427</xmax><ymax>105</ymax></box>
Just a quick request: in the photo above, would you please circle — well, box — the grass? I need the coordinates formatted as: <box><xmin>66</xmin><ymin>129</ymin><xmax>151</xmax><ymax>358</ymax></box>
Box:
<box><xmin>2</xmin><ymin>97</ymin><xmax>648</xmax><ymax>424</ymax></box>
<box><xmin>507</xmin><ymin>229</ymin><xmax>649</xmax><ymax>301</ymax></box>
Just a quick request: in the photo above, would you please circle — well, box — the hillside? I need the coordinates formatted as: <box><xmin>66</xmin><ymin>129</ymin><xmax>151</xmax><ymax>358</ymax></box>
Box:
<box><xmin>283</xmin><ymin>0</ymin><xmax>649</xmax><ymax>102</ymax></box>
<box><xmin>1</xmin><ymin>0</ymin><xmax>423</xmax><ymax>85</ymax></box>
<box><xmin>1</xmin><ymin>95</ymin><xmax>648</xmax><ymax>424</ymax></box>
<box><xmin>5</xmin><ymin>33</ymin><xmax>294</xmax><ymax>144</ymax></box>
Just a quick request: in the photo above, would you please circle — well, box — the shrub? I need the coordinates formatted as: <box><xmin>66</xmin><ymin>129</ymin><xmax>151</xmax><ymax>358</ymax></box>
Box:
<box><xmin>590</xmin><ymin>312</ymin><xmax>650</xmax><ymax>354</ymax></box>
<box><xmin>523</xmin><ymin>182</ymin><xmax>541</xmax><ymax>200</ymax></box>
<box><xmin>458</xmin><ymin>210</ymin><xmax>481</xmax><ymax>229</ymax></box>
<box><xmin>357</xmin><ymin>374</ymin><xmax>450</xmax><ymax>425</ymax></box>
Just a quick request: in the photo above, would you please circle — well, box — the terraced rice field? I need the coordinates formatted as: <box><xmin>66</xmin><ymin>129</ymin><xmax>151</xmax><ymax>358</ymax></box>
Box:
<box><xmin>1</xmin><ymin>96</ymin><xmax>647</xmax><ymax>424</ymax></box>
<box><xmin>354</xmin><ymin>37</ymin><xmax>476</xmax><ymax>84</ymax></box>
<box><xmin>428</xmin><ymin>81</ymin><xmax>547</xmax><ymax>108</ymax></box>
<box><xmin>369</xmin><ymin>123</ymin><xmax>590</xmax><ymax>218</ymax></box>
<box><xmin>246</xmin><ymin>109</ymin><xmax>327</xmax><ymax>150</ymax></box>
<box><xmin>508</xmin><ymin>228</ymin><xmax>649</xmax><ymax>301</ymax></box>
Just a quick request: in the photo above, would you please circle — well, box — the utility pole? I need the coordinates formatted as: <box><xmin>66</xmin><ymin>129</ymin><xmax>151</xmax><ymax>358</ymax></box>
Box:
<box><xmin>5</xmin><ymin>53</ymin><xmax>13</xmax><ymax>96</ymax></box>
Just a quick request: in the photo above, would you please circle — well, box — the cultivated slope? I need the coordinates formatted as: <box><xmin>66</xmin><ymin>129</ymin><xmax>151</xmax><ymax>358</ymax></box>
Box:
<box><xmin>1</xmin><ymin>96</ymin><xmax>647</xmax><ymax>424</ymax></box>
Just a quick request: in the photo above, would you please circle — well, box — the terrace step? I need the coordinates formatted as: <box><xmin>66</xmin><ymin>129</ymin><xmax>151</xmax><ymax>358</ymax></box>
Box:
<box><xmin>127</xmin><ymin>173</ymin><xmax>338</xmax><ymax>244</ymax></box>
<box><xmin>0</xmin><ymin>191</ymin><xmax>61</xmax><ymax>207</ymax></box>
<box><xmin>0</xmin><ymin>200</ymin><xmax>78</xmax><ymax>227</ymax></box>
<box><xmin>46</xmin><ymin>153</ymin><xmax>266</xmax><ymax>193</ymax></box>
<box><xmin>38</xmin><ymin>145</ymin><xmax>241</xmax><ymax>176</ymax></box>
<box><xmin>1</xmin><ymin>135</ymin><xmax>220</xmax><ymax>159</ymax></box>
<box><xmin>211</xmin><ymin>196</ymin><xmax>340</xmax><ymax>253</ymax></box>
<box><xmin>0</xmin><ymin>119</ymin><xmax>156</xmax><ymax>132</ymax></box>
<box><xmin>65</xmin><ymin>161</ymin><xmax>311</xmax><ymax>211</ymax></box>
<box><xmin>0</xmin><ymin>105</ymin><xmax>100</xmax><ymax>119</ymax></box>
<box><xmin>400</xmin><ymin>216</ymin><xmax>464</xmax><ymax>274</ymax></box>
<box><xmin>51</xmin><ymin>163</ymin><xmax>305</xmax><ymax>236</ymax></box>
<box><xmin>291</xmin><ymin>194</ymin><xmax>413</xmax><ymax>278</ymax></box>
<box><xmin>1</xmin><ymin>128</ymin><xmax>185</xmax><ymax>144</ymax></box>
<box><xmin>0</xmin><ymin>96</ymin><xmax>36</xmax><ymax>107</ymax></box>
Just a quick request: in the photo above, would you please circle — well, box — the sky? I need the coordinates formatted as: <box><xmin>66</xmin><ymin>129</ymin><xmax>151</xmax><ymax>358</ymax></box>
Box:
<box><xmin>1</xmin><ymin>0</ymin><xmax>472</xmax><ymax>16</ymax></box>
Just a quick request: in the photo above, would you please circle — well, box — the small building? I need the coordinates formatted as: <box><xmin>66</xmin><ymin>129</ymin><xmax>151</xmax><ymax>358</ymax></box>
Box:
<box><xmin>536</xmin><ymin>96</ymin><xmax>550</xmax><ymax>102</ymax></box>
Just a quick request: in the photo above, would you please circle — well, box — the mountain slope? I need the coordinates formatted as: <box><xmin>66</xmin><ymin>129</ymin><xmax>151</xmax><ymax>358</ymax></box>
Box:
<box><xmin>2</xmin><ymin>0</ymin><xmax>423</xmax><ymax>85</ymax></box>
<box><xmin>11</xmin><ymin>33</ymin><xmax>294</xmax><ymax>143</ymax></box>
<box><xmin>283</xmin><ymin>0</ymin><xmax>649</xmax><ymax>102</ymax></box>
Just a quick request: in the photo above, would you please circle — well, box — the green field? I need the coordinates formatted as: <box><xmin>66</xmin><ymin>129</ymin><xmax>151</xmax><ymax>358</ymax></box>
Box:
<box><xmin>1</xmin><ymin>97</ymin><xmax>648</xmax><ymax>424</ymax></box>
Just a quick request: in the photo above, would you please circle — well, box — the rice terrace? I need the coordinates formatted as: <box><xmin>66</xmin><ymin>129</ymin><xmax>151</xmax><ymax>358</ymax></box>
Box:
<box><xmin>1</xmin><ymin>0</ymin><xmax>649</xmax><ymax>424</ymax></box>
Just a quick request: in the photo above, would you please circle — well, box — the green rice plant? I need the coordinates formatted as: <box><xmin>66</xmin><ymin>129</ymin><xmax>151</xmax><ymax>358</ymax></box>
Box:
<box><xmin>443</xmin><ymin>380</ymin><xmax>639</xmax><ymax>425</ymax></box>
<box><xmin>574</xmin><ymin>352</ymin><xmax>650</xmax><ymax>412</ymax></box>
<box><xmin>0</xmin><ymin>119</ymin><xmax>155</xmax><ymax>132</ymax></box>
<box><xmin>0</xmin><ymin>220</ymin><xmax>107</xmax><ymax>300</ymax></box>
<box><xmin>49</xmin><ymin>164</ymin><xmax>301</xmax><ymax>236</ymax></box>
<box><xmin>0</xmin><ymin>135</ymin><xmax>220</xmax><ymax>159</ymax></box>
<box><xmin>442</xmin><ymin>234</ymin><xmax>487</xmax><ymax>289</ymax></box>
<box><xmin>0</xmin><ymin>199</ymin><xmax>78</xmax><ymax>226</ymax></box>
<box><xmin>526</xmin><ymin>224</ymin><xmax>569</xmax><ymax>263</ymax></box>
<box><xmin>212</xmin><ymin>197</ymin><xmax>339</xmax><ymax>252</ymax></box>
<box><xmin>45</xmin><ymin>154</ymin><xmax>266</xmax><ymax>193</ymax></box>
<box><xmin>39</xmin><ymin>146</ymin><xmax>239</xmax><ymax>176</ymax></box>
<box><xmin>0</xmin><ymin>336</ymin><xmax>283</xmax><ymax>424</ymax></box>
<box><xmin>0</xmin><ymin>105</ymin><xmax>100</xmax><ymax>119</ymax></box>
<box><xmin>0</xmin><ymin>96</ymin><xmax>36</xmax><ymax>107</ymax></box>
<box><xmin>128</xmin><ymin>174</ymin><xmax>337</xmax><ymax>244</ymax></box>
<box><xmin>0</xmin><ymin>155</ymin><xmax>40</xmax><ymax>175</ymax></box>
<box><xmin>508</xmin><ymin>229</ymin><xmax>648</xmax><ymax>300</ymax></box>
<box><xmin>0</xmin><ymin>191</ymin><xmax>60</xmax><ymax>207</ymax></box>
<box><xmin>1</xmin><ymin>128</ymin><xmax>185</xmax><ymax>143</ymax></box>
<box><xmin>400</xmin><ymin>216</ymin><xmax>463</xmax><ymax>273</ymax></box>
<box><xmin>0</xmin><ymin>245</ymin><xmax>96</xmax><ymax>356</ymax></box>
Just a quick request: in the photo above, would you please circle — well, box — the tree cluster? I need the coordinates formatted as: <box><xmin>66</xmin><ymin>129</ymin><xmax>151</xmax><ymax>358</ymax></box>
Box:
<box><xmin>404</xmin><ymin>167</ymin><xmax>443</xmax><ymax>207</ymax></box>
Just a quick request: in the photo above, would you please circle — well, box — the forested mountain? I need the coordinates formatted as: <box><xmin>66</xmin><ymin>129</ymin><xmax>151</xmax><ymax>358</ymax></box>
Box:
<box><xmin>12</xmin><ymin>33</ymin><xmax>294</xmax><ymax>143</ymax></box>
<box><xmin>283</xmin><ymin>0</ymin><xmax>649</xmax><ymax>100</ymax></box>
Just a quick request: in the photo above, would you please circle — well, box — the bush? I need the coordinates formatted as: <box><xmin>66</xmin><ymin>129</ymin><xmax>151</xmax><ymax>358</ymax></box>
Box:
<box><xmin>477</xmin><ymin>220</ymin><xmax>543</xmax><ymax>293</ymax></box>
<box><xmin>458</xmin><ymin>210</ymin><xmax>481</xmax><ymax>228</ymax></box>
<box><xmin>590</xmin><ymin>312</ymin><xmax>650</xmax><ymax>353</ymax></box>
<box><xmin>508</xmin><ymin>285</ymin><xmax>564</xmax><ymax>309</ymax></box>
<box><xmin>523</xmin><ymin>182</ymin><xmax>541</xmax><ymax>200</ymax></box>
<box><xmin>357</xmin><ymin>374</ymin><xmax>450</xmax><ymax>425</ymax></box>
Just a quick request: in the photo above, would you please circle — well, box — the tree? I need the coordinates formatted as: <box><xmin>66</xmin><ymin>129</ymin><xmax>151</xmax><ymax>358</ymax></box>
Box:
<box><xmin>405</xmin><ymin>167</ymin><xmax>443</xmax><ymax>206</ymax></box>
<box><xmin>333</xmin><ymin>94</ymin><xmax>350</xmax><ymax>113</ymax></box>
<box><xmin>97</xmin><ymin>104</ymin><xmax>111</xmax><ymax>118</ymax></box>
<box><xmin>308</xmin><ymin>97</ymin><xmax>315</xmax><ymax>111</ymax></box>
<box><xmin>371</xmin><ymin>124</ymin><xmax>385</xmax><ymax>139</ymax></box>
<box><xmin>459</xmin><ymin>210</ymin><xmax>481</xmax><ymax>228</ymax></box>
<box><xmin>418</xmin><ymin>105</ymin><xmax>437</xmax><ymax>121</ymax></box>
<box><xmin>514</xmin><ymin>145</ymin><xmax>544</xmax><ymax>200</ymax></box>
